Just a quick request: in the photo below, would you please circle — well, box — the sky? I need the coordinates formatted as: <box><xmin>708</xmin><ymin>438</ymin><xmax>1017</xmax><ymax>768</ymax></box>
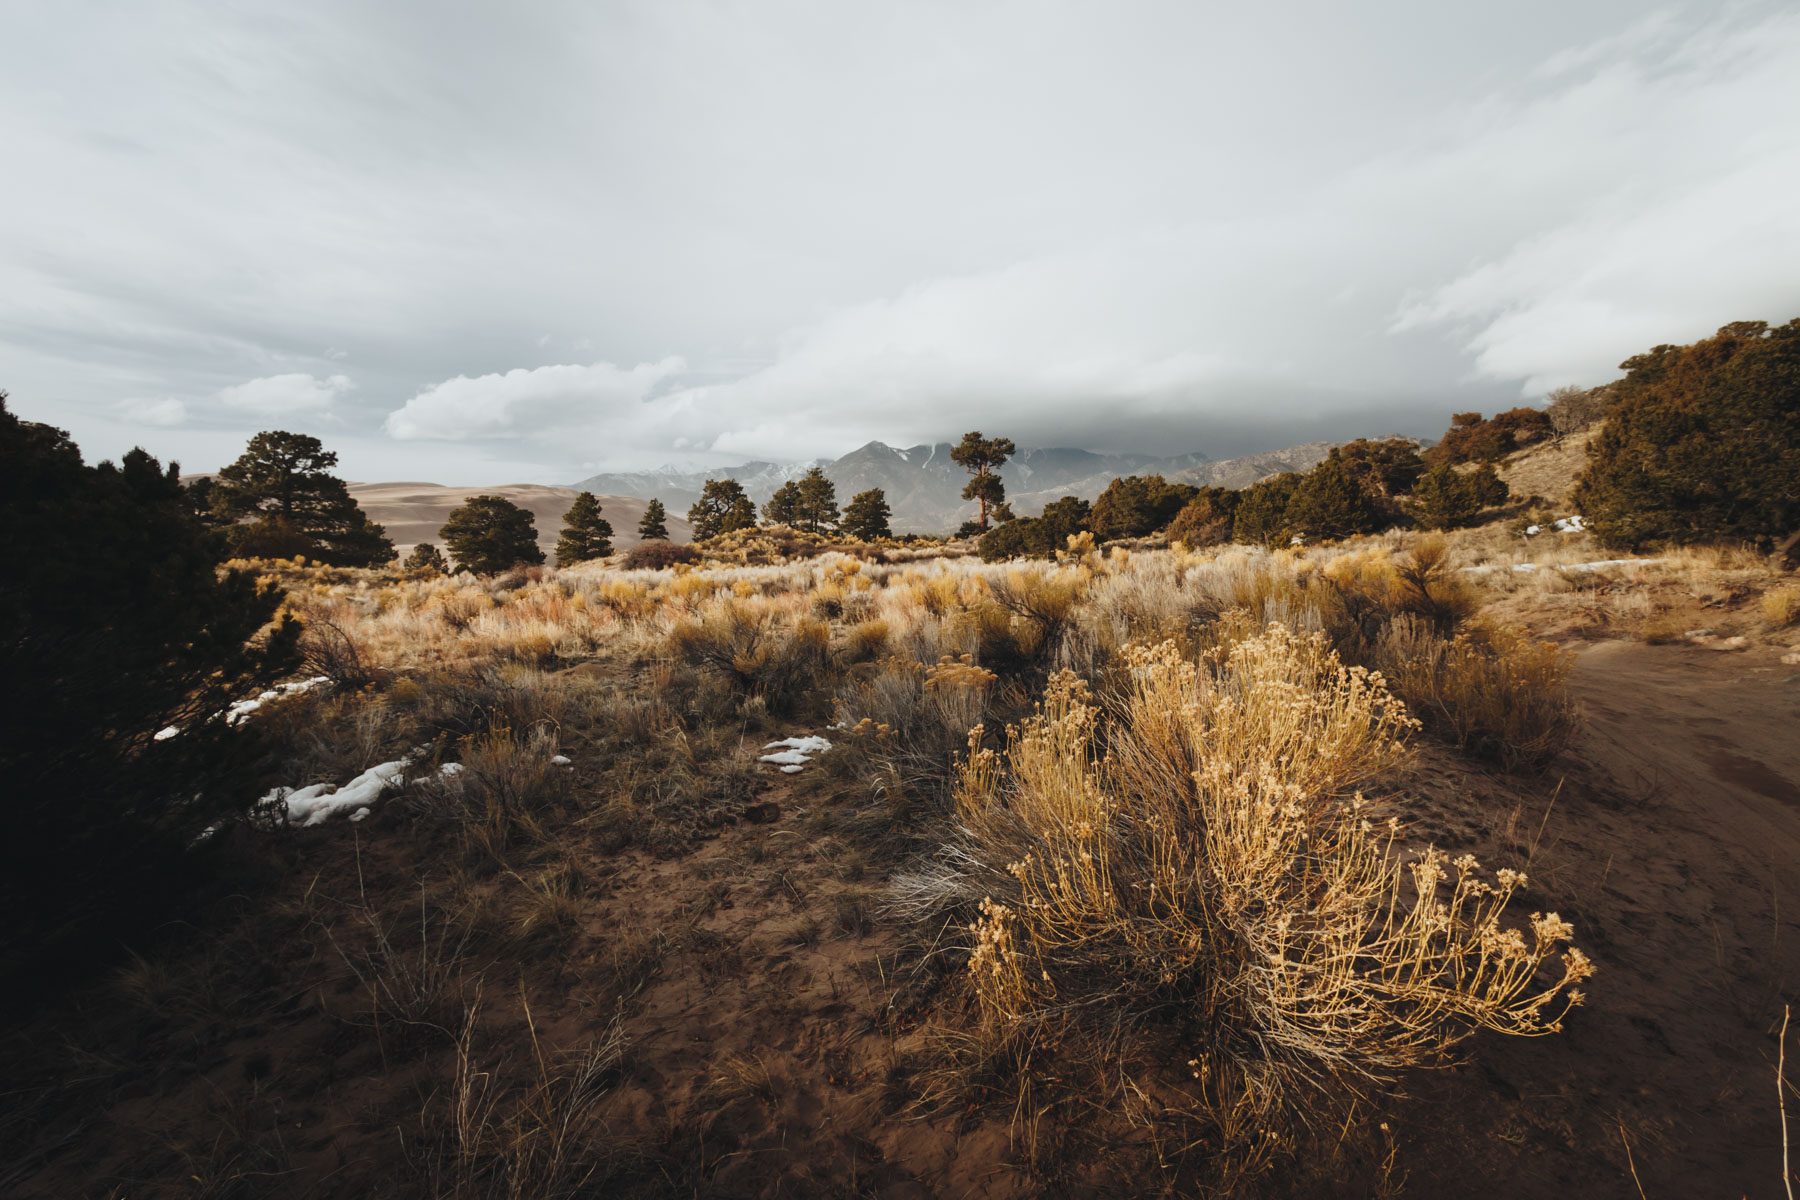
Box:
<box><xmin>3</xmin><ymin>1</ymin><xmax>1797</xmax><ymax>483</ymax></box>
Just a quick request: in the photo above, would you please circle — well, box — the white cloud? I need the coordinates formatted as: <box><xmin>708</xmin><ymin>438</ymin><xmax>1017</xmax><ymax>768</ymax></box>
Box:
<box><xmin>218</xmin><ymin>373</ymin><xmax>355</xmax><ymax>414</ymax></box>
<box><xmin>383</xmin><ymin>357</ymin><xmax>686</xmax><ymax>441</ymax></box>
<box><xmin>116</xmin><ymin>396</ymin><xmax>188</xmax><ymax>426</ymax></box>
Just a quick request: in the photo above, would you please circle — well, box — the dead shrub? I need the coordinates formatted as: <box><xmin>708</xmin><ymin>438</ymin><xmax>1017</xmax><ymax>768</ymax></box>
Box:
<box><xmin>620</xmin><ymin>541</ymin><xmax>699</xmax><ymax>570</ymax></box>
<box><xmin>666</xmin><ymin>599</ymin><xmax>830</xmax><ymax>710</ymax></box>
<box><xmin>906</xmin><ymin>628</ymin><xmax>1591</xmax><ymax>1162</ymax></box>
<box><xmin>422</xmin><ymin>992</ymin><xmax>627</xmax><ymax>1199</ymax></box>
<box><xmin>1375</xmin><ymin>617</ymin><xmax>1580</xmax><ymax>771</ymax></box>
<box><xmin>1763</xmin><ymin>584</ymin><xmax>1800</xmax><ymax>627</ymax></box>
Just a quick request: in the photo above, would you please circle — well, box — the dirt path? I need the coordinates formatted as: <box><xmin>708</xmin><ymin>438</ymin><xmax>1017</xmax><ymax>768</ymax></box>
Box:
<box><xmin>1390</xmin><ymin>641</ymin><xmax>1800</xmax><ymax>1196</ymax></box>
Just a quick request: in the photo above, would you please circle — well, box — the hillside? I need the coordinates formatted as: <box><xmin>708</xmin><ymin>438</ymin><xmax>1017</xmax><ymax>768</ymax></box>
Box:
<box><xmin>1497</xmin><ymin>428</ymin><xmax>1599</xmax><ymax>507</ymax></box>
<box><xmin>346</xmin><ymin>482</ymin><xmax>691</xmax><ymax>560</ymax></box>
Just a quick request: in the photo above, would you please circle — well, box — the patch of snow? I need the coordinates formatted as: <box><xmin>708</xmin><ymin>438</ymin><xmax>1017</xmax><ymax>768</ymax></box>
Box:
<box><xmin>551</xmin><ymin>754</ymin><xmax>572</xmax><ymax>766</ymax></box>
<box><xmin>1553</xmin><ymin>515</ymin><xmax>1587</xmax><ymax>532</ymax></box>
<box><xmin>157</xmin><ymin>676</ymin><xmax>332</xmax><ymax>741</ymax></box>
<box><xmin>260</xmin><ymin>757</ymin><xmax>465</xmax><ymax>828</ymax></box>
<box><xmin>759</xmin><ymin>735</ymin><xmax>833</xmax><ymax>772</ymax></box>
<box><xmin>1461</xmin><ymin>558</ymin><xmax>1669</xmax><ymax>575</ymax></box>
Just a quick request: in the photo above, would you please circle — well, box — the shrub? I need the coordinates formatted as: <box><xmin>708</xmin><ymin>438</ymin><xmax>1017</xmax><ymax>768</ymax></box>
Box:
<box><xmin>0</xmin><ymin>397</ymin><xmax>299</xmax><ymax>980</ymax></box>
<box><xmin>406</xmin><ymin>542</ymin><xmax>450</xmax><ymax>576</ymax></box>
<box><xmin>1409</xmin><ymin>462</ymin><xmax>1508</xmax><ymax>531</ymax></box>
<box><xmin>1426</xmin><ymin>408</ymin><xmax>1553</xmax><ymax>466</ymax></box>
<box><xmin>1573</xmin><ymin>319</ymin><xmax>1800</xmax><ymax>549</ymax></box>
<box><xmin>922</xmin><ymin>633</ymin><xmax>1588</xmax><ymax>1144</ymax></box>
<box><xmin>1763</xmin><ymin>584</ymin><xmax>1800</xmax><ymax>627</ymax></box>
<box><xmin>620</xmin><ymin>540</ymin><xmax>699</xmax><ymax>570</ymax></box>
<box><xmin>1232</xmin><ymin>473</ymin><xmax>1303</xmax><ymax>546</ymax></box>
<box><xmin>1374</xmin><ymin>618</ymin><xmax>1579</xmax><ymax>771</ymax></box>
<box><xmin>1283</xmin><ymin>457</ymin><xmax>1387</xmax><ymax>542</ymax></box>
<box><xmin>978</xmin><ymin>497</ymin><xmax>1090</xmax><ymax>561</ymax></box>
<box><xmin>1090</xmin><ymin>474</ymin><xmax>1197</xmax><ymax>541</ymax></box>
<box><xmin>1165</xmin><ymin>487</ymin><xmax>1239</xmax><ymax>548</ymax></box>
<box><xmin>666</xmin><ymin>599</ymin><xmax>830</xmax><ymax>710</ymax></box>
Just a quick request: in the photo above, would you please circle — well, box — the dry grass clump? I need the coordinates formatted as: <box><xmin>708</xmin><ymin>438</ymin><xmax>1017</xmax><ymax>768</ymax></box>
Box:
<box><xmin>1375</xmin><ymin>617</ymin><xmax>1580</xmax><ymax>771</ymax></box>
<box><xmin>422</xmin><ymin>995</ymin><xmax>627</xmax><ymax>1199</ymax></box>
<box><xmin>1763</xmin><ymin>584</ymin><xmax>1800</xmax><ymax>628</ymax></box>
<box><xmin>911</xmin><ymin>626</ymin><xmax>1590</xmax><ymax>1161</ymax></box>
<box><xmin>666</xmin><ymin>597</ymin><xmax>830</xmax><ymax>710</ymax></box>
<box><xmin>833</xmin><ymin>653</ymin><xmax>1000</xmax><ymax>810</ymax></box>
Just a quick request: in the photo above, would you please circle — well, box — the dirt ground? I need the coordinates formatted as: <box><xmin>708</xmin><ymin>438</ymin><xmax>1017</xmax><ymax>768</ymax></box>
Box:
<box><xmin>5</xmin><ymin>635</ymin><xmax>1798</xmax><ymax>1197</ymax></box>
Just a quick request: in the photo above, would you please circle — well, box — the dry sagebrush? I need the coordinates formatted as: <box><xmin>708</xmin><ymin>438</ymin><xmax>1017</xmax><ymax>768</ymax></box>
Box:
<box><xmin>911</xmin><ymin>624</ymin><xmax>1591</xmax><ymax>1130</ymax></box>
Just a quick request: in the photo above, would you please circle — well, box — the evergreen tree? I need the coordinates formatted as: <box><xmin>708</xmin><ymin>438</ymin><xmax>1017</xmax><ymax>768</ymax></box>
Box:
<box><xmin>1283</xmin><ymin>458</ymin><xmax>1387</xmax><ymax>542</ymax></box>
<box><xmin>637</xmin><ymin>498</ymin><xmax>670</xmax><ymax>541</ymax></box>
<box><xmin>554</xmin><ymin>492</ymin><xmax>614</xmax><ymax>564</ymax></box>
<box><xmin>1166</xmin><ymin>488</ymin><xmax>1240</xmax><ymax>548</ymax></box>
<box><xmin>976</xmin><ymin>496</ymin><xmax>1093</xmax><ymax>562</ymax></box>
<box><xmin>1090</xmin><ymin>474</ymin><xmax>1199</xmax><ymax>541</ymax></box>
<box><xmin>405</xmin><ymin>542</ymin><xmax>449</xmax><ymax>575</ymax></box>
<box><xmin>841</xmin><ymin>488</ymin><xmax>893</xmax><ymax>541</ymax></box>
<box><xmin>688</xmin><ymin>479</ymin><xmax>757</xmax><ymax>540</ymax></box>
<box><xmin>441</xmin><ymin>495</ymin><xmax>545</xmax><ymax>574</ymax></box>
<box><xmin>1</xmin><ymin>395</ymin><xmax>299</xmax><ymax>977</ymax></box>
<box><xmin>1232</xmin><ymin>473</ymin><xmax>1304</xmax><ymax>547</ymax></box>
<box><xmin>212</xmin><ymin>430</ymin><xmax>395</xmax><ymax>566</ymax></box>
<box><xmin>1573</xmin><ymin>319</ymin><xmax>1800</xmax><ymax>549</ymax></box>
<box><xmin>951</xmin><ymin>431</ymin><xmax>1016</xmax><ymax>532</ymax></box>
<box><xmin>1324</xmin><ymin>438</ymin><xmax>1425</xmax><ymax>498</ymax></box>
<box><xmin>1425</xmin><ymin>408</ymin><xmax>1554</xmax><ymax>466</ymax></box>
<box><xmin>1410</xmin><ymin>463</ymin><xmax>1509</xmax><ymax>531</ymax></box>
<box><xmin>762</xmin><ymin>480</ymin><xmax>803</xmax><ymax>526</ymax></box>
<box><xmin>796</xmin><ymin>467</ymin><xmax>840</xmax><ymax>533</ymax></box>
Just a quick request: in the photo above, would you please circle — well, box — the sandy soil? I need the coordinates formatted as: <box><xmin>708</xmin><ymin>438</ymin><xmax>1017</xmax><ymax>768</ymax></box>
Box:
<box><xmin>1385</xmin><ymin>639</ymin><xmax>1800</xmax><ymax>1196</ymax></box>
<box><xmin>347</xmin><ymin>482</ymin><xmax>692</xmax><ymax>560</ymax></box>
<box><xmin>6</xmin><ymin>638</ymin><xmax>1798</xmax><ymax>1196</ymax></box>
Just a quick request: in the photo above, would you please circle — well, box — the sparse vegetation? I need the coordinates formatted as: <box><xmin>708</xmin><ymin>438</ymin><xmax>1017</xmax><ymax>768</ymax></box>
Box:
<box><xmin>9</xmin><ymin>391</ymin><xmax>1800</xmax><ymax>1196</ymax></box>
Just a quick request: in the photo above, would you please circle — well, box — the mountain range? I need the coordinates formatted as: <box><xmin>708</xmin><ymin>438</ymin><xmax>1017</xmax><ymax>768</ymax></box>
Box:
<box><xmin>569</xmin><ymin>439</ymin><xmax>1345</xmax><ymax>532</ymax></box>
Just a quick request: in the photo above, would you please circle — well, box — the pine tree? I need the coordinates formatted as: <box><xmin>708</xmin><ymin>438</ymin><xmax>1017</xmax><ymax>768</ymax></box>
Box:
<box><xmin>762</xmin><ymin>480</ymin><xmax>803</xmax><ymax>527</ymax></box>
<box><xmin>1166</xmin><ymin>488</ymin><xmax>1240</xmax><ymax>548</ymax></box>
<box><xmin>212</xmin><ymin>430</ymin><xmax>395</xmax><ymax>566</ymax></box>
<box><xmin>841</xmin><ymin>488</ymin><xmax>893</xmax><ymax>541</ymax></box>
<box><xmin>1</xmin><ymin>394</ymin><xmax>299</xmax><ymax>975</ymax></box>
<box><xmin>1573</xmin><ymin>319</ymin><xmax>1800</xmax><ymax>549</ymax></box>
<box><xmin>1410</xmin><ymin>463</ymin><xmax>1509</xmax><ymax>531</ymax></box>
<box><xmin>951</xmin><ymin>431</ymin><xmax>1016</xmax><ymax>533</ymax></box>
<box><xmin>688</xmin><ymin>479</ymin><xmax>757</xmax><ymax>541</ymax></box>
<box><xmin>405</xmin><ymin>542</ymin><xmax>450</xmax><ymax>575</ymax></box>
<box><xmin>796</xmin><ymin>467</ymin><xmax>840</xmax><ymax>533</ymax></box>
<box><xmin>554</xmin><ymin>492</ymin><xmax>614</xmax><ymax>565</ymax></box>
<box><xmin>441</xmin><ymin>495</ymin><xmax>545</xmax><ymax>574</ymax></box>
<box><xmin>637</xmin><ymin>498</ymin><xmax>670</xmax><ymax>541</ymax></box>
<box><xmin>1283</xmin><ymin>458</ymin><xmax>1386</xmax><ymax>542</ymax></box>
<box><xmin>1233</xmin><ymin>473</ymin><xmax>1303</xmax><ymax>547</ymax></box>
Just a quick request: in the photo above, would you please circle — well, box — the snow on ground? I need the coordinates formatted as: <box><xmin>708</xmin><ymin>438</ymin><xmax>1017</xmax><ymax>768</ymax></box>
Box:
<box><xmin>260</xmin><ymin>755</ymin><xmax>464</xmax><ymax>827</ymax></box>
<box><xmin>759</xmin><ymin>736</ymin><xmax>833</xmax><ymax>774</ymax></box>
<box><xmin>1461</xmin><ymin>558</ymin><xmax>1669</xmax><ymax>574</ymax></box>
<box><xmin>156</xmin><ymin>676</ymin><xmax>332</xmax><ymax>741</ymax></box>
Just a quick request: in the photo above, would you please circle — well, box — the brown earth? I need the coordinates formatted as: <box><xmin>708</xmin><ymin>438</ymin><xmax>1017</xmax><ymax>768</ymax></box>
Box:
<box><xmin>346</xmin><ymin>481</ymin><xmax>693</xmax><ymax>561</ymax></box>
<box><xmin>5</xmin><ymin>640</ymin><xmax>1799</xmax><ymax>1196</ymax></box>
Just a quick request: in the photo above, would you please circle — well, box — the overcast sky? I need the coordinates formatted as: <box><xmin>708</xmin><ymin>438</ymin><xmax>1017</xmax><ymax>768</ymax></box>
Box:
<box><xmin>4</xmin><ymin>1</ymin><xmax>1797</xmax><ymax>482</ymax></box>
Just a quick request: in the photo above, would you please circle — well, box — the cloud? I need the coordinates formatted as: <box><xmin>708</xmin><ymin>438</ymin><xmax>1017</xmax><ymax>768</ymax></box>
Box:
<box><xmin>383</xmin><ymin>358</ymin><xmax>686</xmax><ymax>441</ymax></box>
<box><xmin>217</xmin><ymin>373</ymin><xmax>355</xmax><ymax>414</ymax></box>
<box><xmin>116</xmin><ymin>397</ymin><xmax>188</xmax><ymax>427</ymax></box>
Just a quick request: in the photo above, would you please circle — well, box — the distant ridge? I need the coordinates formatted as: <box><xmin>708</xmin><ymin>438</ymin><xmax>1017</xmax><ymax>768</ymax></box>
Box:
<box><xmin>570</xmin><ymin>438</ymin><xmax>1360</xmax><ymax>532</ymax></box>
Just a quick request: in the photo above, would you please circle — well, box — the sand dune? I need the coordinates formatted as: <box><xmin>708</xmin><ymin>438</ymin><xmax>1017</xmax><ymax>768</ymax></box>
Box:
<box><xmin>346</xmin><ymin>482</ymin><xmax>691</xmax><ymax>561</ymax></box>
